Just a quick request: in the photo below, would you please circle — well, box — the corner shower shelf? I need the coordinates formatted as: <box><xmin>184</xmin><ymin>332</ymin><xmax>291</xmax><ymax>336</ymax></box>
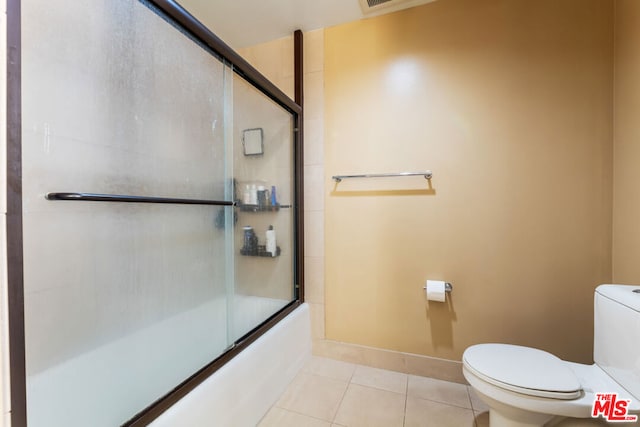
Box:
<box><xmin>240</xmin><ymin>246</ymin><xmax>281</xmax><ymax>257</ymax></box>
<box><xmin>238</xmin><ymin>203</ymin><xmax>279</xmax><ymax>212</ymax></box>
<box><xmin>236</xmin><ymin>203</ymin><xmax>291</xmax><ymax>212</ymax></box>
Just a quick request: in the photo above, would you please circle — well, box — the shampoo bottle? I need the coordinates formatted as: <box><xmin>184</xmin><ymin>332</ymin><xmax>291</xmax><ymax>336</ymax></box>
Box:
<box><xmin>266</xmin><ymin>225</ymin><xmax>276</xmax><ymax>257</ymax></box>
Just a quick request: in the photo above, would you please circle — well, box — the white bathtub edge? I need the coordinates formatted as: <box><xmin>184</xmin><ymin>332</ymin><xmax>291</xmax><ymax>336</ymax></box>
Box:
<box><xmin>150</xmin><ymin>303</ymin><xmax>311</xmax><ymax>427</ymax></box>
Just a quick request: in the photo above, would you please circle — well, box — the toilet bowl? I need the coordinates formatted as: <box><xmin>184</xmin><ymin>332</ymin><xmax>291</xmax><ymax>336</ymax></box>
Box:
<box><xmin>463</xmin><ymin>285</ymin><xmax>640</xmax><ymax>427</ymax></box>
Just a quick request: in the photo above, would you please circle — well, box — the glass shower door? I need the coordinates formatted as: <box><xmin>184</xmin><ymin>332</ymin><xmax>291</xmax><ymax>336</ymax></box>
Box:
<box><xmin>19</xmin><ymin>0</ymin><xmax>300</xmax><ymax>425</ymax></box>
<box><xmin>21</xmin><ymin>1</ymin><xmax>235</xmax><ymax>425</ymax></box>
<box><xmin>230</xmin><ymin>73</ymin><xmax>297</xmax><ymax>341</ymax></box>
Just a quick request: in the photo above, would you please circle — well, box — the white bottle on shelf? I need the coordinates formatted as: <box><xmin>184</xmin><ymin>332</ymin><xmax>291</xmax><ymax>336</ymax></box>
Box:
<box><xmin>243</xmin><ymin>184</ymin><xmax>251</xmax><ymax>205</ymax></box>
<box><xmin>266</xmin><ymin>225</ymin><xmax>276</xmax><ymax>257</ymax></box>
<box><xmin>250</xmin><ymin>184</ymin><xmax>258</xmax><ymax>205</ymax></box>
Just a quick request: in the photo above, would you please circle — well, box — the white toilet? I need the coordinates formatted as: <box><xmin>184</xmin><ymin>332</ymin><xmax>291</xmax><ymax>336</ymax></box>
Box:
<box><xmin>463</xmin><ymin>284</ymin><xmax>640</xmax><ymax>427</ymax></box>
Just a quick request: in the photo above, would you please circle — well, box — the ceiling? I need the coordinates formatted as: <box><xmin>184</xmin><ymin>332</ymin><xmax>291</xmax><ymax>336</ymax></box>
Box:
<box><xmin>176</xmin><ymin>0</ymin><xmax>363</xmax><ymax>48</ymax></box>
<box><xmin>176</xmin><ymin>0</ymin><xmax>437</xmax><ymax>49</ymax></box>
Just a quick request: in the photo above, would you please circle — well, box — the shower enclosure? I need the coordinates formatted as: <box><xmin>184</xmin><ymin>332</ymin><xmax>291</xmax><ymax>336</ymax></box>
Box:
<box><xmin>6</xmin><ymin>0</ymin><xmax>303</xmax><ymax>425</ymax></box>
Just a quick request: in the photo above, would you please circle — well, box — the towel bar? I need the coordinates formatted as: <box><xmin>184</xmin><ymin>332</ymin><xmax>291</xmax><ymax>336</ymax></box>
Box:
<box><xmin>332</xmin><ymin>171</ymin><xmax>432</xmax><ymax>182</ymax></box>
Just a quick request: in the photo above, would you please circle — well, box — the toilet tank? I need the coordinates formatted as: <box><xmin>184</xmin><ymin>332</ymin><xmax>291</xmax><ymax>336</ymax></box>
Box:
<box><xmin>594</xmin><ymin>284</ymin><xmax>640</xmax><ymax>400</ymax></box>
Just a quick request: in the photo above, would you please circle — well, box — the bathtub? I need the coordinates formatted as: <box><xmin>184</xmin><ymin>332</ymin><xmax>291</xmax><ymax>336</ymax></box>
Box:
<box><xmin>150</xmin><ymin>302</ymin><xmax>311</xmax><ymax>426</ymax></box>
<box><xmin>26</xmin><ymin>298</ymin><xmax>311</xmax><ymax>426</ymax></box>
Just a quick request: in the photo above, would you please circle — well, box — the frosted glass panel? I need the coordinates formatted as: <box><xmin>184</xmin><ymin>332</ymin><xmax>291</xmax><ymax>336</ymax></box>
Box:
<box><xmin>21</xmin><ymin>0</ymin><xmax>298</xmax><ymax>424</ymax></box>
<box><xmin>232</xmin><ymin>75</ymin><xmax>296</xmax><ymax>340</ymax></box>
<box><xmin>21</xmin><ymin>1</ymin><xmax>232</xmax><ymax>425</ymax></box>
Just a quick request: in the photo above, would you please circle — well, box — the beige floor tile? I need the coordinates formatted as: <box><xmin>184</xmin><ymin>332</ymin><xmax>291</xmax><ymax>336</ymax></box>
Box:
<box><xmin>404</xmin><ymin>397</ymin><xmax>476</xmax><ymax>427</ymax></box>
<box><xmin>276</xmin><ymin>372</ymin><xmax>348</xmax><ymax>421</ymax></box>
<box><xmin>303</xmin><ymin>356</ymin><xmax>357</xmax><ymax>382</ymax></box>
<box><xmin>350</xmin><ymin>365</ymin><xmax>408</xmax><ymax>394</ymax></box>
<box><xmin>408</xmin><ymin>375</ymin><xmax>472</xmax><ymax>409</ymax></box>
<box><xmin>467</xmin><ymin>386</ymin><xmax>490</xmax><ymax>412</ymax></box>
<box><xmin>333</xmin><ymin>384</ymin><xmax>406</xmax><ymax>427</ymax></box>
<box><xmin>258</xmin><ymin>407</ymin><xmax>332</xmax><ymax>427</ymax></box>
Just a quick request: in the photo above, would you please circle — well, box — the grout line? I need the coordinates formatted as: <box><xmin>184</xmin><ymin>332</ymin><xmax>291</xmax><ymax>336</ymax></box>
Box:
<box><xmin>330</xmin><ymin>379</ymin><xmax>351</xmax><ymax>424</ymax></box>
<box><xmin>347</xmin><ymin>362</ymin><xmax>356</xmax><ymax>383</ymax></box>
<box><xmin>403</xmin><ymin>374</ymin><xmax>410</xmax><ymax>427</ymax></box>
<box><xmin>270</xmin><ymin>368</ymin><xmax>351</xmax><ymax>424</ymax></box>
<box><xmin>466</xmin><ymin>385</ymin><xmax>475</xmax><ymax>411</ymax></box>
<box><xmin>270</xmin><ymin>406</ymin><xmax>334</xmax><ymax>426</ymax></box>
<box><xmin>409</xmin><ymin>394</ymin><xmax>474</xmax><ymax>411</ymax></box>
<box><xmin>466</xmin><ymin>386</ymin><xmax>479</xmax><ymax>427</ymax></box>
<box><xmin>349</xmin><ymin>372</ymin><xmax>409</xmax><ymax>395</ymax></box>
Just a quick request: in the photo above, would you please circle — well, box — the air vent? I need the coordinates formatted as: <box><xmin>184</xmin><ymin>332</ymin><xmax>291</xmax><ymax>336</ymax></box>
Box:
<box><xmin>367</xmin><ymin>0</ymin><xmax>393</xmax><ymax>6</ymax></box>
<box><xmin>359</xmin><ymin>0</ymin><xmax>438</xmax><ymax>17</ymax></box>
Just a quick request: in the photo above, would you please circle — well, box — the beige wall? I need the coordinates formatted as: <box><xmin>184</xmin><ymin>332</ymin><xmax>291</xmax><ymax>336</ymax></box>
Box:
<box><xmin>613</xmin><ymin>0</ymin><xmax>640</xmax><ymax>283</ymax></box>
<box><xmin>324</xmin><ymin>0</ymin><xmax>613</xmax><ymax>364</ymax></box>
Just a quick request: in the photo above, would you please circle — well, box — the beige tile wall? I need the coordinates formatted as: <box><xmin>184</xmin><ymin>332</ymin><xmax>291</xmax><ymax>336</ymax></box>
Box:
<box><xmin>238</xmin><ymin>36</ymin><xmax>295</xmax><ymax>100</ymax></box>
<box><xmin>238</xmin><ymin>29</ymin><xmax>327</xmax><ymax>344</ymax></box>
<box><xmin>301</xmin><ymin>29</ymin><xmax>326</xmax><ymax>344</ymax></box>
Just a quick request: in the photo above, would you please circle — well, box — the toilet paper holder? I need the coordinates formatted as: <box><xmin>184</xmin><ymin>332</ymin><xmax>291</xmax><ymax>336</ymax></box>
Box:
<box><xmin>423</xmin><ymin>282</ymin><xmax>453</xmax><ymax>293</ymax></box>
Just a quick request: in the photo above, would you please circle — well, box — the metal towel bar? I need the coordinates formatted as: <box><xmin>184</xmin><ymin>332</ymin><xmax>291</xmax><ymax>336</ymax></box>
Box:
<box><xmin>332</xmin><ymin>171</ymin><xmax>432</xmax><ymax>182</ymax></box>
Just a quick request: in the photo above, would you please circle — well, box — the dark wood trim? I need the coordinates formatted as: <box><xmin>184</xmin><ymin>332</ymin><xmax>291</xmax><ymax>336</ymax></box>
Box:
<box><xmin>147</xmin><ymin>0</ymin><xmax>301</xmax><ymax>116</ymax></box>
<box><xmin>294</xmin><ymin>30</ymin><xmax>304</xmax><ymax>107</ymax></box>
<box><xmin>125</xmin><ymin>301</ymin><xmax>302</xmax><ymax>426</ymax></box>
<box><xmin>294</xmin><ymin>29</ymin><xmax>305</xmax><ymax>302</ymax></box>
<box><xmin>6</xmin><ymin>0</ymin><xmax>27</xmax><ymax>425</ymax></box>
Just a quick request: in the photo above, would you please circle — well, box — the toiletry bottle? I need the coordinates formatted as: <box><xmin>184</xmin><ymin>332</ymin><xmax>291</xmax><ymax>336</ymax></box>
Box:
<box><xmin>257</xmin><ymin>185</ymin><xmax>266</xmax><ymax>207</ymax></box>
<box><xmin>266</xmin><ymin>225</ymin><xmax>276</xmax><ymax>257</ymax></box>
<box><xmin>250</xmin><ymin>184</ymin><xmax>258</xmax><ymax>205</ymax></box>
<box><xmin>242</xmin><ymin>226</ymin><xmax>253</xmax><ymax>254</ymax></box>
<box><xmin>243</xmin><ymin>184</ymin><xmax>251</xmax><ymax>205</ymax></box>
<box><xmin>270</xmin><ymin>185</ymin><xmax>277</xmax><ymax>206</ymax></box>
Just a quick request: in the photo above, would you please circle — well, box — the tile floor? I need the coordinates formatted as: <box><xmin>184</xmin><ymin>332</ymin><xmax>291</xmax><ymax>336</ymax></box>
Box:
<box><xmin>257</xmin><ymin>356</ymin><xmax>490</xmax><ymax>427</ymax></box>
<box><xmin>257</xmin><ymin>356</ymin><xmax>624</xmax><ymax>427</ymax></box>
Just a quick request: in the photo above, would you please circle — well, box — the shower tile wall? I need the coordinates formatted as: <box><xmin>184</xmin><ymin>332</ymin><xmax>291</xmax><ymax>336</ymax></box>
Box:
<box><xmin>237</xmin><ymin>29</ymin><xmax>327</xmax><ymax>343</ymax></box>
<box><xmin>231</xmin><ymin>75</ymin><xmax>295</xmax><ymax>340</ymax></box>
<box><xmin>302</xmin><ymin>29</ymin><xmax>326</xmax><ymax>344</ymax></box>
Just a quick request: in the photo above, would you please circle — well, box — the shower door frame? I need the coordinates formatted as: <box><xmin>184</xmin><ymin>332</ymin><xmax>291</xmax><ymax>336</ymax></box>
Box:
<box><xmin>4</xmin><ymin>0</ymin><xmax>305</xmax><ymax>425</ymax></box>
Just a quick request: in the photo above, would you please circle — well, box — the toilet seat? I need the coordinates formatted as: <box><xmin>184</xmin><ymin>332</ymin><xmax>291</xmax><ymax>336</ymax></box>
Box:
<box><xmin>463</xmin><ymin>344</ymin><xmax>583</xmax><ymax>400</ymax></box>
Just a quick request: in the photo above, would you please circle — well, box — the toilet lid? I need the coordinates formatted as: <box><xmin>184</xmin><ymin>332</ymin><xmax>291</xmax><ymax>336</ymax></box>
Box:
<box><xmin>463</xmin><ymin>344</ymin><xmax>582</xmax><ymax>400</ymax></box>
